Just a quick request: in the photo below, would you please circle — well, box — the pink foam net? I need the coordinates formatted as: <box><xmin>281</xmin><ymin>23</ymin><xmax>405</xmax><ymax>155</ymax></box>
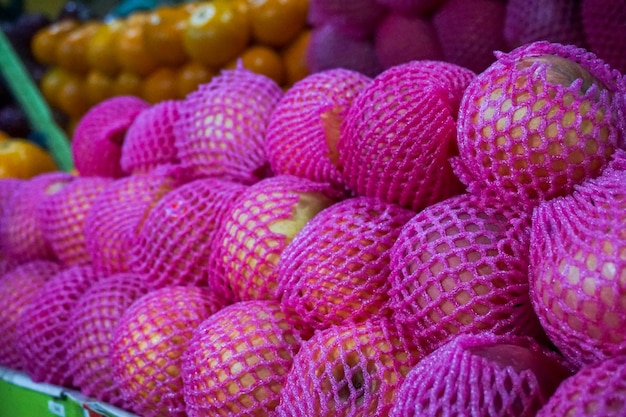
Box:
<box><xmin>278</xmin><ymin>196</ymin><xmax>416</xmax><ymax>330</ymax></box>
<box><xmin>110</xmin><ymin>285</ymin><xmax>225</xmax><ymax>417</ymax></box>
<box><xmin>0</xmin><ymin>178</ymin><xmax>24</xmax><ymax>219</ymax></box>
<box><xmin>121</xmin><ymin>100</ymin><xmax>181</xmax><ymax>174</ymax></box>
<box><xmin>391</xmin><ymin>333</ymin><xmax>573</xmax><ymax>417</ymax></box>
<box><xmin>17</xmin><ymin>265</ymin><xmax>106</xmax><ymax>387</ymax></box>
<box><xmin>581</xmin><ymin>0</ymin><xmax>626</xmax><ymax>74</ymax></box>
<box><xmin>209</xmin><ymin>175</ymin><xmax>341</xmax><ymax>303</ymax></box>
<box><xmin>0</xmin><ymin>260</ymin><xmax>62</xmax><ymax>370</ymax></box>
<box><xmin>0</xmin><ymin>172</ymin><xmax>74</xmax><ymax>262</ymax></box>
<box><xmin>265</xmin><ymin>69</ymin><xmax>371</xmax><ymax>190</ymax></box>
<box><xmin>388</xmin><ymin>192</ymin><xmax>542</xmax><ymax>350</ymax></box>
<box><xmin>182</xmin><ymin>300</ymin><xmax>311</xmax><ymax>416</ymax></box>
<box><xmin>175</xmin><ymin>67</ymin><xmax>283</xmax><ymax>184</ymax></box>
<box><xmin>68</xmin><ymin>273</ymin><xmax>152</xmax><ymax>409</ymax></box>
<box><xmin>338</xmin><ymin>60</ymin><xmax>475</xmax><ymax>212</ymax></box>
<box><xmin>530</xmin><ymin>165</ymin><xmax>626</xmax><ymax>368</ymax></box>
<box><xmin>452</xmin><ymin>41</ymin><xmax>623</xmax><ymax>204</ymax></box>
<box><xmin>129</xmin><ymin>177</ymin><xmax>247</xmax><ymax>290</ymax></box>
<box><xmin>38</xmin><ymin>177</ymin><xmax>113</xmax><ymax>267</ymax></box>
<box><xmin>537</xmin><ymin>354</ymin><xmax>626</xmax><ymax>417</ymax></box>
<box><xmin>275</xmin><ymin>318</ymin><xmax>429</xmax><ymax>417</ymax></box>
<box><xmin>72</xmin><ymin>96</ymin><xmax>150</xmax><ymax>177</ymax></box>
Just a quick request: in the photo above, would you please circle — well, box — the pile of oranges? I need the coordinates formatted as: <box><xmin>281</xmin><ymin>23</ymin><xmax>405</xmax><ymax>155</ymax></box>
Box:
<box><xmin>32</xmin><ymin>0</ymin><xmax>311</xmax><ymax>131</ymax></box>
<box><xmin>0</xmin><ymin>132</ymin><xmax>58</xmax><ymax>179</ymax></box>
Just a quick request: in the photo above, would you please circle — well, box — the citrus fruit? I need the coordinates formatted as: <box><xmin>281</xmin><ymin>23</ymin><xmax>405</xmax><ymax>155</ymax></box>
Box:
<box><xmin>282</xmin><ymin>29</ymin><xmax>311</xmax><ymax>87</ymax></box>
<box><xmin>115</xmin><ymin>14</ymin><xmax>159</xmax><ymax>76</ymax></box>
<box><xmin>56</xmin><ymin>20</ymin><xmax>102</xmax><ymax>74</ymax></box>
<box><xmin>0</xmin><ymin>138</ymin><xmax>58</xmax><ymax>179</ymax></box>
<box><xmin>111</xmin><ymin>71</ymin><xmax>143</xmax><ymax>97</ymax></box>
<box><xmin>31</xmin><ymin>19</ymin><xmax>80</xmax><ymax>65</ymax></box>
<box><xmin>85</xmin><ymin>70</ymin><xmax>115</xmax><ymax>105</ymax></box>
<box><xmin>176</xmin><ymin>61</ymin><xmax>216</xmax><ymax>98</ymax></box>
<box><xmin>226</xmin><ymin>44</ymin><xmax>285</xmax><ymax>85</ymax></box>
<box><xmin>40</xmin><ymin>66</ymin><xmax>73</xmax><ymax>108</ymax></box>
<box><xmin>56</xmin><ymin>72</ymin><xmax>91</xmax><ymax>118</ymax></box>
<box><xmin>86</xmin><ymin>19</ymin><xmax>124</xmax><ymax>76</ymax></box>
<box><xmin>141</xmin><ymin>67</ymin><xmax>179</xmax><ymax>104</ymax></box>
<box><xmin>247</xmin><ymin>0</ymin><xmax>309</xmax><ymax>47</ymax></box>
<box><xmin>143</xmin><ymin>6</ymin><xmax>190</xmax><ymax>66</ymax></box>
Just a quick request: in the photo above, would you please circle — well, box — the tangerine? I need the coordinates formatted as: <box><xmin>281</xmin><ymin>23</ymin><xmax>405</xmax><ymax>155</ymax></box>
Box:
<box><xmin>56</xmin><ymin>73</ymin><xmax>90</xmax><ymax>118</ymax></box>
<box><xmin>143</xmin><ymin>6</ymin><xmax>190</xmax><ymax>66</ymax></box>
<box><xmin>142</xmin><ymin>67</ymin><xmax>179</xmax><ymax>104</ymax></box>
<box><xmin>247</xmin><ymin>0</ymin><xmax>309</xmax><ymax>47</ymax></box>
<box><xmin>40</xmin><ymin>66</ymin><xmax>73</xmax><ymax>108</ymax></box>
<box><xmin>115</xmin><ymin>13</ymin><xmax>159</xmax><ymax>76</ymax></box>
<box><xmin>85</xmin><ymin>70</ymin><xmax>115</xmax><ymax>105</ymax></box>
<box><xmin>112</xmin><ymin>71</ymin><xmax>143</xmax><ymax>97</ymax></box>
<box><xmin>227</xmin><ymin>45</ymin><xmax>285</xmax><ymax>85</ymax></box>
<box><xmin>31</xmin><ymin>19</ymin><xmax>80</xmax><ymax>66</ymax></box>
<box><xmin>86</xmin><ymin>19</ymin><xmax>124</xmax><ymax>76</ymax></box>
<box><xmin>282</xmin><ymin>29</ymin><xmax>311</xmax><ymax>87</ymax></box>
<box><xmin>0</xmin><ymin>138</ymin><xmax>58</xmax><ymax>179</ymax></box>
<box><xmin>176</xmin><ymin>61</ymin><xmax>216</xmax><ymax>98</ymax></box>
<box><xmin>56</xmin><ymin>21</ymin><xmax>102</xmax><ymax>74</ymax></box>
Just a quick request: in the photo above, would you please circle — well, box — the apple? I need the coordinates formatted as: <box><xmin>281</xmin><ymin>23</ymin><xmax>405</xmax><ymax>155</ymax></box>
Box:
<box><xmin>374</xmin><ymin>0</ymin><xmax>447</xmax><ymax>15</ymax></box>
<box><xmin>581</xmin><ymin>0</ymin><xmax>626</xmax><ymax>75</ymax></box>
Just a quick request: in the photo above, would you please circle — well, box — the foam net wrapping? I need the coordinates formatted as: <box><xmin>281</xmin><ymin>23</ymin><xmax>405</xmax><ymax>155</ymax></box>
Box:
<box><xmin>275</xmin><ymin>318</ymin><xmax>429</xmax><ymax>417</ymax></box>
<box><xmin>338</xmin><ymin>60</ymin><xmax>474</xmax><ymax>212</ymax></box>
<box><xmin>209</xmin><ymin>174</ymin><xmax>341</xmax><ymax>303</ymax></box>
<box><xmin>17</xmin><ymin>265</ymin><xmax>106</xmax><ymax>386</ymax></box>
<box><xmin>503</xmin><ymin>0</ymin><xmax>587</xmax><ymax>51</ymax></box>
<box><xmin>182</xmin><ymin>300</ymin><xmax>312</xmax><ymax>417</ymax></box>
<box><xmin>129</xmin><ymin>177</ymin><xmax>247</xmax><ymax>290</ymax></box>
<box><xmin>0</xmin><ymin>260</ymin><xmax>62</xmax><ymax>370</ymax></box>
<box><xmin>175</xmin><ymin>67</ymin><xmax>283</xmax><ymax>184</ymax></box>
<box><xmin>0</xmin><ymin>172</ymin><xmax>74</xmax><ymax>262</ymax></box>
<box><xmin>72</xmin><ymin>96</ymin><xmax>150</xmax><ymax>177</ymax></box>
<box><xmin>388</xmin><ymin>192</ymin><xmax>543</xmax><ymax>351</ymax></box>
<box><xmin>451</xmin><ymin>41</ymin><xmax>624</xmax><ymax>205</ymax></box>
<box><xmin>84</xmin><ymin>166</ymin><xmax>189</xmax><ymax>275</ymax></box>
<box><xmin>529</xmin><ymin>163</ymin><xmax>626</xmax><ymax>369</ymax></box>
<box><xmin>0</xmin><ymin>178</ymin><xmax>23</xmax><ymax>219</ymax></box>
<box><xmin>67</xmin><ymin>273</ymin><xmax>152</xmax><ymax>409</ymax></box>
<box><xmin>374</xmin><ymin>0</ymin><xmax>446</xmax><ymax>15</ymax></box>
<box><xmin>581</xmin><ymin>0</ymin><xmax>626</xmax><ymax>75</ymax></box>
<box><xmin>38</xmin><ymin>176</ymin><xmax>113</xmax><ymax>267</ymax></box>
<box><xmin>110</xmin><ymin>285</ymin><xmax>225</xmax><ymax>417</ymax></box>
<box><xmin>121</xmin><ymin>100</ymin><xmax>181</xmax><ymax>174</ymax></box>
<box><xmin>278</xmin><ymin>196</ymin><xmax>416</xmax><ymax>330</ymax></box>
<box><xmin>391</xmin><ymin>333</ymin><xmax>573</xmax><ymax>417</ymax></box>
<box><xmin>265</xmin><ymin>68</ymin><xmax>372</xmax><ymax>190</ymax></box>
<box><xmin>308</xmin><ymin>0</ymin><xmax>386</xmax><ymax>39</ymax></box>
<box><xmin>536</xmin><ymin>354</ymin><xmax>626</xmax><ymax>417</ymax></box>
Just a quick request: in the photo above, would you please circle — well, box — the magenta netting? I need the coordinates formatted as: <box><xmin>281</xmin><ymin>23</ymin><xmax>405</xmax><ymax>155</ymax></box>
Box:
<box><xmin>503</xmin><ymin>0</ymin><xmax>587</xmax><ymax>50</ymax></box>
<box><xmin>278</xmin><ymin>196</ymin><xmax>416</xmax><ymax>330</ymax></box>
<box><xmin>175</xmin><ymin>67</ymin><xmax>283</xmax><ymax>184</ymax></box>
<box><xmin>0</xmin><ymin>172</ymin><xmax>74</xmax><ymax>262</ymax></box>
<box><xmin>388</xmin><ymin>192</ymin><xmax>542</xmax><ymax>351</ymax></box>
<box><xmin>84</xmin><ymin>166</ymin><xmax>188</xmax><ymax>275</ymax></box>
<box><xmin>529</xmin><ymin>166</ymin><xmax>626</xmax><ymax>368</ymax></box>
<box><xmin>308</xmin><ymin>0</ymin><xmax>387</xmax><ymax>40</ymax></box>
<box><xmin>110</xmin><ymin>285</ymin><xmax>225</xmax><ymax>417</ymax></box>
<box><xmin>265</xmin><ymin>69</ymin><xmax>371</xmax><ymax>190</ymax></box>
<box><xmin>0</xmin><ymin>260</ymin><xmax>62</xmax><ymax>370</ymax></box>
<box><xmin>182</xmin><ymin>300</ymin><xmax>312</xmax><ymax>416</ymax></box>
<box><xmin>67</xmin><ymin>272</ymin><xmax>152</xmax><ymax>409</ymax></box>
<box><xmin>38</xmin><ymin>176</ymin><xmax>113</xmax><ymax>267</ymax></box>
<box><xmin>451</xmin><ymin>41</ymin><xmax>623</xmax><ymax>205</ymax></box>
<box><xmin>120</xmin><ymin>100</ymin><xmax>181</xmax><ymax>174</ymax></box>
<box><xmin>129</xmin><ymin>177</ymin><xmax>247</xmax><ymax>290</ymax></box>
<box><xmin>0</xmin><ymin>178</ymin><xmax>23</xmax><ymax>219</ymax></box>
<box><xmin>432</xmin><ymin>0</ymin><xmax>508</xmax><ymax>73</ymax></box>
<box><xmin>71</xmin><ymin>96</ymin><xmax>150</xmax><ymax>177</ymax></box>
<box><xmin>209</xmin><ymin>175</ymin><xmax>341</xmax><ymax>303</ymax></box>
<box><xmin>275</xmin><ymin>318</ymin><xmax>429</xmax><ymax>417</ymax></box>
<box><xmin>391</xmin><ymin>333</ymin><xmax>573</xmax><ymax>417</ymax></box>
<box><xmin>17</xmin><ymin>265</ymin><xmax>106</xmax><ymax>386</ymax></box>
<box><xmin>0</xmin><ymin>257</ymin><xmax>19</xmax><ymax>276</ymax></box>
<box><xmin>374</xmin><ymin>0</ymin><xmax>447</xmax><ymax>15</ymax></box>
<box><xmin>581</xmin><ymin>0</ymin><xmax>626</xmax><ymax>75</ymax></box>
<box><xmin>338</xmin><ymin>60</ymin><xmax>475</xmax><ymax>212</ymax></box>
<box><xmin>536</xmin><ymin>354</ymin><xmax>626</xmax><ymax>417</ymax></box>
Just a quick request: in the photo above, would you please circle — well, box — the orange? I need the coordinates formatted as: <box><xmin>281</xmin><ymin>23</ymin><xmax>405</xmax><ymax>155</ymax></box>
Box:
<box><xmin>0</xmin><ymin>131</ymin><xmax>9</xmax><ymax>141</ymax></box>
<box><xmin>56</xmin><ymin>21</ymin><xmax>102</xmax><ymax>74</ymax></box>
<box><xmin>85</xmin><ymin>70</ymin><xmax>115</xmax><ymax>105</ymax></box>
<box><xmin>226</xmin><ymin>45</ymin><xmax>285</xmax><ymax>85</ymax></box>
<box><xmin>246</xmin><ymin>0</ymin><xmax>309</xmax><ymax>47</ymax></box>
<box><xmin>86</xmin><ymin>19</ymin><xmax>124</xmax><ymax>76</ymax></box>
<box><xmin>183</xmin><ymin>0</ymin><xmax>251</xmax><ymax>68</ymax></box>
<box><xmin>112</xmin><ymin>71</ymin><xmax>143</xmax><ymax>97</ymax></box>
<box><xmin>31</xmin><ymin>19</ymin><xmax>80</xmax><ymax>66</ymax></box>
<box><xmin>115</xmin><ymin>13</ymin><xmax>159</xmax><ymax>76</ymax></box>
<box><xmin>282</xmin><ymin>29</ymin><xmax>311</xmax><ymax>87</ymax></box>
<box><xmin>143</xmin><ymin>6</ymin><xmax>190</xmax><ymax>66</ymax></box>
<box><xmin>176</xmin><ymin>61</ymin><xmax>216</xmax><ymax>98</ymax></box>
<box><xmin>56</xmin><ymin>72</ymin><xmax>90</xmax><ymax>118</ymax></box>
<box><xmin>141</xmin><ymin>67</ymin><xmax>179</xmax><ymax>104</ymax></box>
<box><xmin>40</xmin><ymin>66</ymin><xmax>73</xmax><ymax>108</ymax></box>
<box><xmin>0</xmin><ymin>138</ymin><xmax>58</xmax><ymax>179</ymax></box>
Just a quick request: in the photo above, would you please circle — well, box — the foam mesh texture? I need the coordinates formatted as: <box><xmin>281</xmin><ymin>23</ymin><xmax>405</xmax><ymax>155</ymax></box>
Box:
<box><xmin>175</xmin><ymin>67</ymin><xmax>283</xmax><ymax>184</ymax></box>
<box><xmin>265</xmin><ymin>69</ymin><xmax>371</xmax><ymax>190</ymax></box>
<box><xmin>111</xmin><ymin>286</ymin><xmax>224</xmax><ymax>417</ymax></box>
<box><xmin>0</xmin><ymin>178</ymin><xmax>23</xmax><ymax>219</ymax></box>
<box><xmin>388</xmin><ymin>192</ymin><xmax>541</xmax><ymax>350</ymax></box>
<box><xmin>130</xmin><ymin>177</ymin><xmax>247</xmax><ymax>289</ymax></box>
<box><xmin>275</xmin><ymin>318</ymin><xmax>428</xmax><ymax>417</ymax></box>
<box><xmin>0</xmin><ymin>172</ymin><xmax>74</xmax><ymax>262</ymax></box>
<box><xmin>452</xmin><ymin>41</ymin><xmax>623</xmax><ymax>204</ymax></box>
<box><xmin>39</xmin><ymin>176</ymin><xmax>112</xmax><ymax>267</ymax></box>
<box><xmin>536</xmin><ymin>354</ymin><xmax>626</xmax><ymax>417</ymax></box>
<box><xmin>182</xmin><ymin>300</ymin><xmax>310</xmax><ymax>417</ymax></box>
<box><xmin>391</xmin><ymin>333</ymin><xmax>572</xmax><ymax>417</ymax></box>
<box><xmin>121</xmin><ymin>100</ymin><xmax>181</xmax><ymax>174</ymax></box>
<box><xmin>278</xmin><ymin>196</ymin><xmax>416</xmax><ymax>330</ymax></box>
<box><xmin>68</xmin><ymin>273</ymin><xmax>152</xmax><ymax>409</ymax></box>
<box><xmin>338</xmin><ymin>60</ymin><xmax>474</xmax><ymax>212</ymax></box>
<box><xmin>0</xmin><ymin>260</ymin><xmax>62</xmax><ymax>370</ymax></box>
<box><xmin>530</xmin><ymin>163</ymin><xmax>626</xmax><ymax>368</ymax></box>
<box><xmin>17</xmin><ymin>266</ymin><xmax>106</xmax><ymax>386</ymax></box>
<box><xmin>581</xmin><ymin>0</ymin><xmax>626</xmax><ymax>74</ymax></box>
